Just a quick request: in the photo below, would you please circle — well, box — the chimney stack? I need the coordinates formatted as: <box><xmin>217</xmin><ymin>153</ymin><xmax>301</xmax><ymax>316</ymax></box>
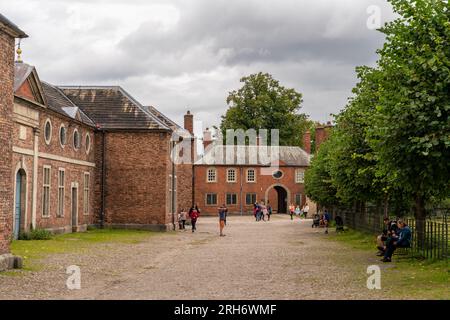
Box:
<box><xmin>184</xmin><ymin>110</ymin><xmax>193</xmax><ymax>135</ymax></box>
<box><xmin>203</xmin><ymin>128</ymin><xmax>213</xmax><ymax>150</ymax></box>
<box><xmin>302</xmin><ymin>130</ymin><xmax>311</xmax><ymax>154</ymax></box>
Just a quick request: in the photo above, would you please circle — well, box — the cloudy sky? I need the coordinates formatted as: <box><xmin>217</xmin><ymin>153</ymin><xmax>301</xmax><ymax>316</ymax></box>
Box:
<box><xmin>2</xmin><ymin>0</ymin><xmax>396</xmax><ymax>131</ymax></box>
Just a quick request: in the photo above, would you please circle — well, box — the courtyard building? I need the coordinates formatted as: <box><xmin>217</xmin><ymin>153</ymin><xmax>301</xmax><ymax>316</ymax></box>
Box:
<box><xmin>194</xmin><ymin>138</ymin><xmax>311</xmax><ymax>216</ymax></box>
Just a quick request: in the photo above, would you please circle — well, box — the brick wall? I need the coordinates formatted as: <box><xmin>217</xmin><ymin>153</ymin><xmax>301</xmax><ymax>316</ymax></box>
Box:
<box><xmin>97</xmin><ymin>131</ymin><xmax>172</xmax><ymax>230</ymax></box>
<box><xmin>0</xmin><ymin>31</ymin><xmax>15</xmax><ymax>254</ymax></box>
<box><xmin>11</xmin><ymin>104</ymin><xmax>96</xmax><ymax>234</ymax></box>
<box><xmin>193</xmin><ymin>165</ymin><xmax>307</xmax><ymax>215</ymax></box>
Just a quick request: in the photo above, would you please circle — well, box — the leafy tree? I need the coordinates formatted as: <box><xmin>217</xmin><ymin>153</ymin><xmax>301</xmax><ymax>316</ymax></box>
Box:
<box><xmin>368</xmin><ymin>0</ymin><xmax>450</xmax><ymax>223</ymax></box>
<box><xmin>305</xmin><ymin>139</ymin><xmax>338</xmax><ymax>207</ymax></box>
<box><xmin>221</xmin><ymin>72</ymin><xmax>308</xmax><ymax>146</ymax></box>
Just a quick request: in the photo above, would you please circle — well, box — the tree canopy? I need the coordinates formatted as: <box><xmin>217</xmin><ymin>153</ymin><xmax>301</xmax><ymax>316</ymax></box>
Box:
<box><xmin>220</xmin><ymin>72</ymin><xmax>308</xmax><ymax>146</ymax></box>
<box><xmin>305</xmin><ymin>0</ymin><xmax>450</xmax><ymax>218</ymax></box>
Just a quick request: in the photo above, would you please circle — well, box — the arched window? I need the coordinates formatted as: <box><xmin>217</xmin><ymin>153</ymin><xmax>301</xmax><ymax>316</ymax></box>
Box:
<box><xmin>73</xmin><ymin>129</ymin><xmax>80</xmax><ymax>150</ymax></box>
<box><xmin>207</xmin><ymin>168</ymin><xmax>217</xmax><ymax>183</ymax></box>
<box><xmin>59</xmin><ymin>124</ymin><xmax>67</xmax><ymax>147</ymax></box>
<box><xmin>227</xmin><ymin>168</ymin><xmax>236</xmax><ymax>183</ymax></box>
<box><xmin>44</xmin><ymin>119</ymin><xmax>52</xmax><ymax>145</ymax></box>
<box><xmin>85</xmin><ymin>133</ymin><xmax>91</xmax><ymax>154</ymax></box>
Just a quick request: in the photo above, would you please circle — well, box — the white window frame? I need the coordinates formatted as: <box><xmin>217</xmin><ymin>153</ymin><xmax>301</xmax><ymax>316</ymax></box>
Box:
<box><xmin>42</xmin><ymin>165</ymin><xmax>51</xmax><ymax>217</ymax></box>
<box><xmin>57</xmin><ymin>168</ymin><xmax>65</xmax><ymax>217</ymax></box>
<box><xmin>295</xmin><ymin>193</ymin><xmax>303</xmax><ymax>206</ymax></box>
<box><xmin>246</xmin><ymin>193</ymin><xmax>257</xmax><ymax>205</ymax></box>
<box><xmin>206</xmin><ymin>193</ymin><xmax>218</xmax><ymax>206</ymax></box>
<box><xmin>246</xmin><ymin>168</ymin><xmax>256</xmax><ymax>183</ymax></box>
<box><xmin>83</xmin><ymin>172</ymin><xmax>90</xmax><ymax>215</ymax></box>
<box><xmin>206</xmin><ymin>167</ymin><xmax>217</xmax><ymax>183</ymax></box>
<box><xmin>295</xmin><ymin>169</ymin><xmax>305</xmax><ymax>184</ymax></box>
<box><xmin>226</xmin><ymin>168</ymin><xmax>237</xmax><ymax>183</ymax></box>
<box><xmin>85</xmin><ymin>133</ymin><xmax>91</xmax><ymax>154</ymax></box>
<box><xmin>44</xmin><ymin>118</ymin><xmax>52</xmax><ymax>145</ymax></box>
<box><xmin>73</xmin><ymin>129</ymin><xmax>80</xmax><ymax>150</ymax></box>
<box><xmin>226</xmin><ymin>193</ymin><xmax>238</xmax><ymax>205</ymax></box>
<box><xmin>59</xmin><ymin>124</ymin><xmax>67</xmax><ymax>148</ymax></box>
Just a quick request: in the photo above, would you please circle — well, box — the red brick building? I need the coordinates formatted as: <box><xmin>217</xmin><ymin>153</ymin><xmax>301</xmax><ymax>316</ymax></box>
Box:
<box><xmin>0</xmin><ymin>14</ymin><xmax>27</xmax><ymax>267</ymax></box>
<box><xmin>193</xmin><ymin>142</ymin><xmax>311</xmax><ymax>215</ymax></box>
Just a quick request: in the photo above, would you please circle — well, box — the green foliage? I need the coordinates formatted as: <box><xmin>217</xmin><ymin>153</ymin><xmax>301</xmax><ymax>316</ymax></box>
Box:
<box><xmin>19</xmin><ymin>229</ymin><xmax>53</xmax><ymax>241</ymax></box>
<box><xmin>220</xmin><ymin>72</ymin><xmax>308</xmax><ymax>146</ymax></box>
<box><xmin>304</xmin><ymin>139</ymin><xmax>338</xmax><ymax>206</ymax></box>
<box><xmin>306</xmin><ymin>0</ymin><xmax>450</xmax><ymax>216</ymax></box>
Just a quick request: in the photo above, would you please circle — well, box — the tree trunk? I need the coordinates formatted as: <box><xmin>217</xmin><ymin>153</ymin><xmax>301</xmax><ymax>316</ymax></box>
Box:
<box><xmin>414</xmin><ymin>194</ymin><xmax>426</xmax><ymax>250</ymax></box>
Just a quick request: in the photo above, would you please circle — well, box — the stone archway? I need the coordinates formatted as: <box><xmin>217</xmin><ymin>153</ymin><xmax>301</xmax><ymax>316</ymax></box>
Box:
<box><xmin>264</xmin><ymin>184</ymin><xmax>290</xmax><ymax>214</ymax></box>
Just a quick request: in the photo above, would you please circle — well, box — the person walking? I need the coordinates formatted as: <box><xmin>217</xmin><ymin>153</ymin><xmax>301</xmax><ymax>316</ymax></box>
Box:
<box><xmin>261</xmin><ymin>202</ymin><xmax>268</xmax><ymax>222</ymax></box>
<box><xmin>223</xmin><ymin>204</ymin><xmax>228</xmax><ymax>226</ymax></box>
<box><xmin>189</xmin><ymin>205</ymin><xmax>200</xmax><ymax>233</ymax></box>
<box><xmin>179</xmin><ymin>208</ymin><xmax>187</xmax><ymax>230</ymax></box>
<box><xmin>218</xmin><ymin>204</ymin><xmax>227</xmax><ymax>236</ymax></box>
<box><xmin>289</xmin><ymin>204</ymin><xmax>295</xmax><ymax>220</ymax></box>
<box><xmin>295</xmin><ymin>205</ymin><xmax>301</xmax><ymax>218</ymax></box>
<box><xmin>323</xmin><ymin>209</ymin><xmax>331</xmax><ymax>234</ymax></box>
<box><xmin>267</xmin><ymin>202</ymin><xmax>272</xmax><ymax>221</ymax></box>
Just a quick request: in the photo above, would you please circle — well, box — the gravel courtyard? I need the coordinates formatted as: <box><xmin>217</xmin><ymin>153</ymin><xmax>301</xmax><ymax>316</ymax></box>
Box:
<box><xmin>0</xmin><ymin>215</ymin><xmax>393</xmax><ymax>300</ymax></box>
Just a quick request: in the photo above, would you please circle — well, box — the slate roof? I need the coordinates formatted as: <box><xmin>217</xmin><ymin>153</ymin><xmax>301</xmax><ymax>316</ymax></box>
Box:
<box><xmin>195</xmin><ymin>145</ymin><xmax>310</xmax><ymax>166</ymax></box>
<box><xmin>59</xmin><ymin>86</ymin><xmax>170</xmax><ymax>131</ymax></box>
<box><xmin>144</xmin><ymin>106</ymin><xmax>191</xmax><ymax>137</ymax></box>
<box><xmin>41</xmin><ymin>82</ymin><xmax>96</xmax><ymax>127</ymax></box>
<box><xmin>0</xmin><ymin>13</ymin><xmax>27</xmax><ymax>38</ymax></box>
<box><xmin>14</xmin><ymin>62</ymin><xmax>34</xmax><ymax>92</ymax></box>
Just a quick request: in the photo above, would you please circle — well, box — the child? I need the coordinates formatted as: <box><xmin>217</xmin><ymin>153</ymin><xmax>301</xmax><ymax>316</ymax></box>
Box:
<box><xmin>180</xmin><ymin>209</ymin><xmax>187</xmax><ymax>230</ymax></box>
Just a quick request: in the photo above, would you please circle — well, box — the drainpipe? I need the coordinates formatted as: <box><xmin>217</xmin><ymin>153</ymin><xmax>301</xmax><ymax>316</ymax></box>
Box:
<box><xmin>100</xmin><ymin>130</ymin><xmax>106</xmax><ymax>228</ymax></box>
<box><xmin>171</xmin><ymin>140</ymin><xmax>176</xmax><ymax>231</ymax></box>
<box><xmin>31</xmin><ymin>128</ymin><xmax>39</xmax><ymax>230</ymax></box>
<box><xmin>240</xmin><ymin>167</ymin><xmax>243</xmax><ymax>215</ymax></box>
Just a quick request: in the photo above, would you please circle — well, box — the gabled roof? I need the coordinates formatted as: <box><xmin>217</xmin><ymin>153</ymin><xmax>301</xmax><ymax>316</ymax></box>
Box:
<box><xmin>41</xmin><ymin>82</ymin><xmax>95</xmax><ymax>127</ymax></box>
<box><xmin>14</xmin><ymin>63</ymin><xmax>46</xmax><ymax>105</ymax></box>
<box><xmin>59</xmin><ymin>86</ymin><xmax>170</xmax><ymax>131</ymax></box>
<box><xmin>195</xmin><ymin>145</ymin><xmax>310</xmax><ymax>167</ymax></box>
<box><xmin>0</xmin><ymin>13</ymin><xmax>27</xmax><ymax>38</ymax></box>
<box><xmin>144</xmin><ymin>106</ymin><xmax>191</xmax><ymax>137</ymax></box>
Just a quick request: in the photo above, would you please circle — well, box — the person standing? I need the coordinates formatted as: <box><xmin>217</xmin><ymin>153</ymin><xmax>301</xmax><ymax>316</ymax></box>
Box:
<box><xmin>295</xmin><ymin>205</ymin><xmax>301</xmax><ymax>217</ymax></box>
<box><xmin>303</xmin><ymin>204</ymin><xmax>310</xmax><ymax>219</ymax></box>
<box><xmin>289</xmin><ymin>204</ymin><xmax>295</xmax><ymax>220</ymax></box>
<box><xmin>189</xmin><ymin>206</ymin><xmax>200</xmax><ymax>233</ymax></box>
<box><xmin>323</xmin><ymin>209</ymin><xmax>331</xmax><ymax>234</ymax></box>
<box><xmin>267</xmin><ymin>202</ymin><xmax>272</xmax><ymax>221</ymax></box>
<box><xmin>261</xmin><ymin>202</ymin><xmax>268</xmax><ymax>222</ymax></box>
<box><xmin>180</xmin><ymin>208</ymin><xmax>187</xmax><ymax>230</ymax></box>
<box><xmin>218</xmin><ymin>205</ymin><xmax>226</xmax><ymax>236</ymax></box>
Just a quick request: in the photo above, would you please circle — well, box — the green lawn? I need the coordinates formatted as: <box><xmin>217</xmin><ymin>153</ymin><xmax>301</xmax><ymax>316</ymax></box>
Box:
<box><xmin>327</xmin><ymin>228</ymin><xmax>449</xmax><ymax>300</ymax></box>
<box><xmin>9</xmin><ymin>228</ymin><xmax>159</xmax><ymax>271</ymax></box>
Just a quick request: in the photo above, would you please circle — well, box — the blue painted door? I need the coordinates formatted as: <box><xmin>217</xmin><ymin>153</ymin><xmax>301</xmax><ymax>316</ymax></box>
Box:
<box><xmin>14</xmin><ymin>172</ymin><xmax>22</xmax><ymax>240</ymax></box>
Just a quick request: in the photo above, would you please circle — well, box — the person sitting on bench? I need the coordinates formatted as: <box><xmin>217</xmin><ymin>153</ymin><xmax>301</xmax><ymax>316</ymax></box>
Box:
<box><xmin>381</xmin><ymin>219</ymin><xmax>411</xmax><ymax>263</ymax></box>
<box><xmin>376</xmin><ymin>218</ymin><xmax>398</xmax><ymax>256</ymax></box>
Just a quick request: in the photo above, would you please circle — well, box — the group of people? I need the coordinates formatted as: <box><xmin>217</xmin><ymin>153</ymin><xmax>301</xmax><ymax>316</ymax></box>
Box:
<box><xmin>289</xmin><ymin>204</ymin><xmax>310</xmax><ymax>220</ymax></box>
<box><xmin>177</xmin><ymin>204</ymin><xmax>228</xmax><ymax>236</ymax></box>
<box><xmin>253</xmin><ymin>202</ymin><xmax>272</xmax><ymax>221</ymax></box>
<box><xmin>376</xmin><ymin>217</ymin><xmax>412</xmax><ymax>262</ymax></box>
<box><xmin>177</xmin><ymin>205</ymin><xmax>201</xmax><ymax>233</ymax></box>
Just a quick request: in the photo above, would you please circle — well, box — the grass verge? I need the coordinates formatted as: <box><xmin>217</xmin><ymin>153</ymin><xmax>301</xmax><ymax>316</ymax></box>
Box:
<box><xmin>327</xmin><ymin>228</ymin><xmax>449</xmax><ymax>300</ymax></box>
<box><xmin>7</xmin><ymin>228</ymin><xmax>158</xmax><ymax>272</ymax></box>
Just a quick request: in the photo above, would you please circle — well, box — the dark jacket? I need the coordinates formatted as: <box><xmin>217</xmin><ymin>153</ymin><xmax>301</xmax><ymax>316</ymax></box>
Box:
<box><xmin>396</xmin><ymin>226</ymin><xmax>412</xmax><ymax>247</ymax></box>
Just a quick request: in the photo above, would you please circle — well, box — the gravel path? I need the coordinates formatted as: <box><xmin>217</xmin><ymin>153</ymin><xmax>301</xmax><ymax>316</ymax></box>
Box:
<box><xmin>0</xmin><ymin>215</ymin><xmax>390</xmax><ymax>300</ymax></box>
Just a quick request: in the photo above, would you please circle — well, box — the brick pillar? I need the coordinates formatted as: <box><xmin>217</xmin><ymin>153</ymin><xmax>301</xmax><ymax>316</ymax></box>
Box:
<box><xmin>0</xmin><ymin>31</ymin><xmax>15</xmax><ymax>255</ymax></box>
<box><xmin>302</xmin><ymin>130</ymin><xmax>311</xmax><ymax>154</ymax></box>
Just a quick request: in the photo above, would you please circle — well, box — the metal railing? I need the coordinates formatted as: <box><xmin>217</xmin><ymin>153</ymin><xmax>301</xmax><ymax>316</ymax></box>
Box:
<box><xmin>330</xmin><ymin>207</ymin><xmax>449</xmax><ymax>261</ymax></box>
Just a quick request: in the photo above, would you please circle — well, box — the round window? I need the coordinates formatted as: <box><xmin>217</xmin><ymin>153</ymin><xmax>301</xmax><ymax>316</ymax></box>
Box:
<box><xmin>272</xmin><ymin>170</ymin><xmax>283</xmax><ymax>179</ymax></box>
<box><xmin>44</xmin><ymin>119</ymin><xmax>52</xmax><ymax>144</ymax></box>
<box><xmin>59</xmin><ymin>125</ymin><xmax>67</xmax><ymax>147</ymax></box>
<box><xmin>73</xmin><ymin>129</ymin><xmax>80</xmax><ymax>149</ymax></box>
<box><xmin>85</xmin><ymin>134</ymin><xmax>91</xmax><ymax>154</ymax></box>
